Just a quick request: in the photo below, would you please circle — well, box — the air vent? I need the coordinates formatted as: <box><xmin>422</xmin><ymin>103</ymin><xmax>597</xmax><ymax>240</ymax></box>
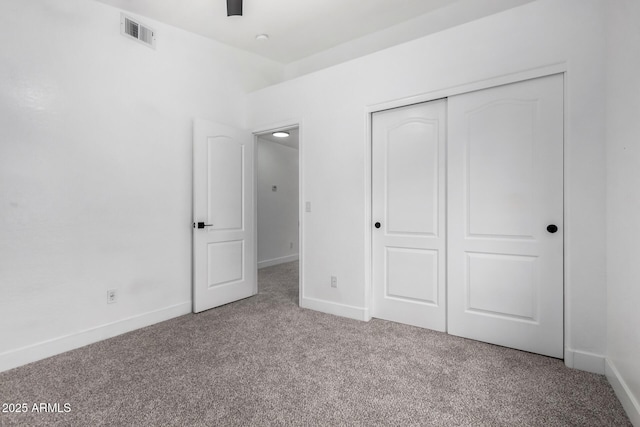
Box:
<box><xmin>120</xmin><ymin>13</ymin><xmax>156</xmax><ymax>49</ymax></box>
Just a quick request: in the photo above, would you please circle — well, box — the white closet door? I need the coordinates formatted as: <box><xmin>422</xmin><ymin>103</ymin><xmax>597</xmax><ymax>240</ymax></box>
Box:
<box><xmin>447</xmin><ymin>74</ymin><xmax>564</xmax><ymax>358</ymax></box>
<box><xmin>372</xmin><ymin>99</ymin><xmax>447</xmax><ymax>331</ymax></box>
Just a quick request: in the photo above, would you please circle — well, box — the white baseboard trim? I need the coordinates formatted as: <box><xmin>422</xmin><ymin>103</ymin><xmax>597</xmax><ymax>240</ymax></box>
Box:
<box><xmin>0</xmin><ymin>301</ymin><xmax>191</xmax><ymax>373</ymax></box>
<box><xmin>606</xmin><ymin>359</ymin><xmax>640</xmax><ymax>426</ymax></box>
<box><xmin>258</xmin><ymin>254</ymin><xmax>299</xmax><ymax>269</ymax></box>
<box><xmin>300</xmin><ymin>296</ymin><xmax>368</xmax><ymax>321</ymax></box>
<box><xmin>564</xmin><ymin>348</ymin><xmax>605</xmax><ymax>374</ymax></box>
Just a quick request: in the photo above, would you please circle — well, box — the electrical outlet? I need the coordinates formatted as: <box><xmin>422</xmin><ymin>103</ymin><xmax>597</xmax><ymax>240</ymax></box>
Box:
<box><xmin>290</xmin><ymin>242</ymin><xmax>293</xmax><ymax>249</ymax></box>
<box><xmin>305</xmin><ymin>201</ymin><xmax>311</xmax><ymax>213</ymax></box>
<box><xmin>331</xmin><ymin>276</ymin><xmax>337</xmax><ymax>288</ymax></box>
<box><xmin>107</xmin><ymin>289</ymin><xmax>117</xmax><ymax>304</ymax></box>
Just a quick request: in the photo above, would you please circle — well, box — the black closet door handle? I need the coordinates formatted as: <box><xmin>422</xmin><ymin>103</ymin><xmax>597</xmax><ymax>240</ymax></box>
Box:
<box><xmin>547</xmin><ymin>224</ymin><xmax>558</xmax><ymax>233</ymax></box>
<box><xmin>374</xmin><ymin>222</ymin><xmax>381</xmax><ymax>229</ymax></box>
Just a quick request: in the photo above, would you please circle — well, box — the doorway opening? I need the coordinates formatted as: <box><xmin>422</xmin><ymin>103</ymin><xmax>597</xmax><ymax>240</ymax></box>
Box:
<box><xmin>255</xmin><ymin>126</ymin><xmax>301</xmax><ymax>302</ymax></box>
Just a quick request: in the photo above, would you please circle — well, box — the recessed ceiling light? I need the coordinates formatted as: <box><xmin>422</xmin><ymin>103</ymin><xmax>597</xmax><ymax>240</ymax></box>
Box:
<box><xmin>272</xmin><ymin>131</ymin><xmax>290</xmax><ymax>138</ymax></box>
<box><xmin>255</xmin><ymin>34</ymin><xmax>269</xmax><ymax>41</ymax></box>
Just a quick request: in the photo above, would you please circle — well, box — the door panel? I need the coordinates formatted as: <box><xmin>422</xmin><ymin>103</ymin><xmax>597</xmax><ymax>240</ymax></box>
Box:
<box><xmin>466</xmin><ymin>100</ymin><xmax>536</xmax><ymax>238</ymax></box>
<box><xmin>386</xmin><ymin>120</ymin><xmax>439</xmax><ymax>235</ymax></box>
<box><xmin>372</xmin><ymin>99</ymin><xmax>447</xmax><ymax>331</ymax></box>
<box><xmin>207</xmin><ymin>137</ymin><xmax>244</xmax><ymax>230</ymax></box>
<box><xmin>207</xmin><ymin>240</ymin><xmax>244</xmax><ymax>287</ymax></box>
<box><xmin>466</xmin><ymin>253</ymin><xmax>538</xmax><ymax>321</ymax></box>
<box><xmin>193</xmin><ymin>119</ymin><xmax>256</xmax><ymax>313</ymax></box>
<box><xmin>386</xmin><ymin>248</ymin><xmax>438</xmax><ymax>304</ymax></box>
<box><xmin>447</xmin><ymin>74</ymin><xmax>564</xmax><ymax>358</ymax></box>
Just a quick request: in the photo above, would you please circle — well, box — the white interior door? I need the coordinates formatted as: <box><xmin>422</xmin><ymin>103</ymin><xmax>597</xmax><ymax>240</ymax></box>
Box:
<box><xmin>193</xmin><ymin>119</ymin><xmax>256</xmax><ymax>313</ymax></box>
<box><xmin>447</xmin><ymin>74</ymin><xmax>564</xmax><ymax>358</ymax></box>
<box><xmin>372</xmin><ymin>99</ymin><xmax>447</xmax><ymax>331</ymax></box>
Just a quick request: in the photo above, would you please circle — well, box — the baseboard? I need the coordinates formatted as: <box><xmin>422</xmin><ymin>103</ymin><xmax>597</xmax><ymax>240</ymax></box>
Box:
<box><xmin>258</xmin><ymin>254</ymin><xmax>299</xmax><ymax>269</ymax></box>
<box><xmin>0</xmin><ymin>301</ymin><xmax>192</xmax><ymax>373</ymax></box>
<box><xmin>300</xmin><ymin>296</ymin><xmax>368</xmax><ymax>321</ymax></box>
<box><xmin>606</xmin><ymin>359</ymin><xmax>640</xmax><ymax>426</ymax></box>
<box><xmin>564</xmin><ymin>348</ymin><xmax>605</xmax><ymax>374</ymax></box>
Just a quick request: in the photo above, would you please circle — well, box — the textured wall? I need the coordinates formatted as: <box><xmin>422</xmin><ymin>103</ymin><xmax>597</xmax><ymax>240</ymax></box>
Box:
<box><xmin>0</xmin><ymin>0</ymin><xmax>283</xmax><ymax>370</ymax></box>
<box><xmin>606</xmin><ymin>0</ymin><xmax>640</xmax><ymax>423</ymax></box>
<box><xmin>248</xmin><ymin>0</ymin><xmax>608</xmax><ymax>361</ymax></box>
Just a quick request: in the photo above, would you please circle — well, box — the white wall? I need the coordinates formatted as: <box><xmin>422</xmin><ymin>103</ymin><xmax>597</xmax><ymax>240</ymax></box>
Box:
<box><xmin>257</xmin><ymin>138</ymin><xmax>299</xmax><ymax>268</ymax></box>
<box><xmin>248</xmin><ymin>0</ymin><xmax>608</xmax><ymax>368</ymax></box>
<box><xmin>0</xmin><ymin>0</ymin><xmax>283</xmax><ymax>371</ymax></box>
<box><xmin>605</xmin><ymin>1</ymin><xmax>640</xmax><ymax>423</ymax></box>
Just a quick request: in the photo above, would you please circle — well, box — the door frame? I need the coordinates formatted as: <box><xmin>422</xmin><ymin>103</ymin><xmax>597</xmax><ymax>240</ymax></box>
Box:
<box><xmin>364</xmin><ymin>64</ymin><xmax>568</xmax><ymax>353</ymax></box>
<box><xmin>252</xmin><ymin>119</ymin><xmax>304</xmax><ymax>305</ymax></box>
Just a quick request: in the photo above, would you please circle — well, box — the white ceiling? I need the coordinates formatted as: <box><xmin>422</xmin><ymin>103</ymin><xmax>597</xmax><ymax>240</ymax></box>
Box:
<box><xmin>95</xmin><ymin>0</ymin><xmax>533</xmax><ymax>64</ymax></box>
<box><xmin>258</xmin><ymin>128</ymin><xmax>299</xmax><ymax>150</ymax></box>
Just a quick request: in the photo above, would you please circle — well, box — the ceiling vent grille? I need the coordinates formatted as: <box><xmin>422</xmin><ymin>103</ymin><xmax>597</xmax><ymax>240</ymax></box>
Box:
<box><xmin>120</xmin><ymin>13</ymin><xmax>156</xmax><ymax>49</ymax></box>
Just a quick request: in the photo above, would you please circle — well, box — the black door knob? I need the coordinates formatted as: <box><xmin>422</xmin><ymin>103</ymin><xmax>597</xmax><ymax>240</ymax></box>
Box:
<box><xmin>547</xmin><ymin>224</ymin><xmax>558</xmax><ymax>233</ymax></box>
<box><xmin>195</xmin><ymin>222</ymin><xmax>213</xmax><ymax>229</ymax></box>
<box><xmin>374</xmin><ymin>222</ymin><xmax>381</xmax><ymax>229</ymax></box>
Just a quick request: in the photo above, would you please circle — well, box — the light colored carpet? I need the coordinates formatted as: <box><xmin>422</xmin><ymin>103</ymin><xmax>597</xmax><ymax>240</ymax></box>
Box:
<box><xmin>0</xmin><ymin>261</ymin><xmax>631</xmax><ymax>426</ymax></box>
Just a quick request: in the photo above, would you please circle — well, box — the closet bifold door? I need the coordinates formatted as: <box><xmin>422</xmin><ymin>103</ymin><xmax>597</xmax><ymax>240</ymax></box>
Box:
<box><xmin>371</xmin><ymin>99</ymin><xmax>447</xmax><ymax>331</ymax></box>
<box><xmin>446</xmin><ymin>74</ymin><xmax>564</xmax><ymax>358</ymax></box>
